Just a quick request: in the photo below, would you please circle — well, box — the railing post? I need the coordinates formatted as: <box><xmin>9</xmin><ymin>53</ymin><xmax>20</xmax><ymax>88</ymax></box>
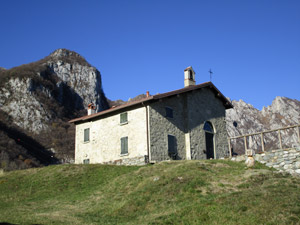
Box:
<box><xmin>244</xmin><ymin>136</ymin><xmax>247</xmax><ymax>154</ymax></box>
<box><xmin>261</xmin><ymin>132</ymin><xmax>265</xmax><ymax>152</ymax></box>
<box><xmin>228</xmin><ymin>124</ymin><xmax>300</xmax><ymax>155</ymax></box>
<box><xmin>278</xmin><ymin>130</ymin><xmax>282</xmax><ymax>149</ymax></box>
<box><xmin>228</xmin><ymin>138</ymin><xmax>232</xmax><ymax>157</ymax></box>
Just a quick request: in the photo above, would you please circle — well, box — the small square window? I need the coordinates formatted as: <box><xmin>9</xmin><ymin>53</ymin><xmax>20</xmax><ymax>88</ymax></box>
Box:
<box><xmin>83</xmin><ymin>159</ymin><xmax>90</xmax><ymax>164</ymax></box>
<box><xmin>121</xmin><ymin>136</ymin><xmax>128</xmax><ymax>155</ymax></box>
<box><xmin>84</xmin><ymin>128</ymin><xmax>90</xmax><ymax>142</ymax></box>
<box><xmin>165</xmin><ymin>107</ymin><xmax>173</xmax><ymax>118</ymax></box>
<box><xmin>120</xmin><ymin>112</ymin><xmax>128</xmax><ymax>124</ymax></box>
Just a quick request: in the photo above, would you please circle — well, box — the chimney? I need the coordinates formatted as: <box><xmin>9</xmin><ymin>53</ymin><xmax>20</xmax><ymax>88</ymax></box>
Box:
<box><xmin>146</xmin><ymin>91</ymin><xmax>150</xmax><ymax>97</ymax></box>
<box><xmin>184</xmin><ymin>66</ymin><xmax>196</xmax><ymax>87</ymax></box>
<box><xmin>87</xmin><ymin>103</ymin><xmax>96</xmax><ymax>115</ymax></box>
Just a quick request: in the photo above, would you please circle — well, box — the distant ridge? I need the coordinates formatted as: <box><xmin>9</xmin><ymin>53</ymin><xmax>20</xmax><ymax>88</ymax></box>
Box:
<box><xmin>226</xmin><ymin>96</ymin><xmax>300</xmax><ymax>154</ymax></box>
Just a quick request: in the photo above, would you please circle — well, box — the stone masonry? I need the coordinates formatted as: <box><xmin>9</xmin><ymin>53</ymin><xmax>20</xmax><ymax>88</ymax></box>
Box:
<box><xmin>71</xmin><ymin>82</ymin><xmax>232</xmax><ymax>165</ymax></box>
<box><xmin>255</xmin><ymin>144</ymin><xmax>300</xmax><ymax>175</ymax></box>
<box><xmin>149</xmin><ymin>88</ymin><xmax>229</xmax><ymax>162</ymax></box>
<box><xmin>231</xmin><ymin>144</ymin><xmax>300</xmax><ymax>176</ymax></box>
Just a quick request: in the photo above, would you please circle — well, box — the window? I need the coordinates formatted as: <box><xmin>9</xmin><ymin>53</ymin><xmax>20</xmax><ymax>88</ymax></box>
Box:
<box><xmin>84</xmin><ymin>128</ymin><xmax>90</xmax><ymax>142</ymax></box>
<box><xmin>189</xmin><ymin>70</ymin><xmax>193</xmax><ymax>80</ymax></box>
<box><xmin>83</xmin><ymin>159</ymin><xmax>90</xmax><ymax>164</ymax></box>
<box><xmin>121</xmin><ymin>136</ymin><xmax>128</xmax><ymax>155</ymax></box>
<box><xmin>165</xmin><ymin>107</ymin><xmax>173</xmax><ymax>118</ymax></box>
<box><xmin>120</xmin><ymin>112</ymin><xmax>128</xmax><ymax>124</ymax></box>
<box><xmin>203</xmin><ymin>121</ymin><xmax>214</xmax><ymax>133</ymax></box>
<box><xmin>204</xmin><ymin>121</ymin><xmax>214</xmax><ymax>159</ymax></box>
<box><xmin>168</xmin><ymin>135</ymin><xmax>177</xmax><ymax>159</ymax></box>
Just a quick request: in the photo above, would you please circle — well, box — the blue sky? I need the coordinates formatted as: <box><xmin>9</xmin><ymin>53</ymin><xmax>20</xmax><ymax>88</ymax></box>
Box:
<box><xmin>1</xmin><ymin>0</ymin><xmax>299</xmax><ymax>110</ymax></box>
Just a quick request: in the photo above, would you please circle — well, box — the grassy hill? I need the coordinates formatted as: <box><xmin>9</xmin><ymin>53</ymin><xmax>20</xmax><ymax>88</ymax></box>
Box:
<box><xmin>0</xmin><ymin>160</ymin><xmax>300</xmax><ymax>225</ymax></box>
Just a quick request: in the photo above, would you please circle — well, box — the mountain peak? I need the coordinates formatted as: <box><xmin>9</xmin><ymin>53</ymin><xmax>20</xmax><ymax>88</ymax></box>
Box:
<box><xmin>50</xmin><ymin>48</ymin><xmax>80</xmax><ymax>58</ymax></box>
<box><xmin>48</xmin><ymin>49</ymin><xmax>90</xmax><ymax>67</ymax></box>
<box><xmin>227</xmin><ymin>96</ymin><xmax>300</xmax><ymax>154</ymax></box>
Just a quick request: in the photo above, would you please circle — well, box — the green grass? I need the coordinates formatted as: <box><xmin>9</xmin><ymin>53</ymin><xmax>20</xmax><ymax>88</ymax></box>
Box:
<box><xmin>0</xmin><ymin>160</ymin><xmax>300</xmax><ymax>225</ymax></box>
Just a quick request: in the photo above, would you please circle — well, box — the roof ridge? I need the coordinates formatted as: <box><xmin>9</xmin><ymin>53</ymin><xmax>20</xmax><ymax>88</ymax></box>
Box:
<box><xmin>70</xmin><ymin>81</ymin><xmax>232</xmax><ymax>123</ymax></box>
<box><xmin>69</xmin><ymin>95</ymin><xmax>153</xmax><ymax>123</ymax></box>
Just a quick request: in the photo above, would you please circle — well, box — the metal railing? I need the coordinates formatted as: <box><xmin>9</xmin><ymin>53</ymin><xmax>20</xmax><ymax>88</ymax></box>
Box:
<box><xmin>228</xmin><ymin>124</ymin><xmax>300</xmax><ymax>156</ymax></box>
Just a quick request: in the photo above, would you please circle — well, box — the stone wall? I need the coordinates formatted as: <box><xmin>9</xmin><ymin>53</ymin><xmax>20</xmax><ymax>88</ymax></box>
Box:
<box><xmin>187</xmin><ymin>88</ymin><xmax>229</xmax><ymax>160</ymax></box>
<box><xmin>255</xmin><ymin>144</ymin><xmax>300</xmax><ymax>175</ymax></box>
<box><xmin>231</xmin><ymin>144</ymin><xmax>300</xmax><ymax>176</ymax></box>
<box><xmin>103</xmin><ymin>156</ymin><xmax>147</xmax><ymax>166</ymax></box>
<box><xmin>149</xmin><ymin>95</ymin><xmax>186</xmax><ymax>162</ymax></box>
<box><xmin>148</xmin><ymin>87</ymin><xmax>229</xmax><ymax>162</ymax></box>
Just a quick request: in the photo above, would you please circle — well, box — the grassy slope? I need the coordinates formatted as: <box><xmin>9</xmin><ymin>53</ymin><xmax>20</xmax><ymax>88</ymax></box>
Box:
<box><xmin>0</xmin><ymin>160</ymin><xmax>300</xmax><ymax>225</ymax></box>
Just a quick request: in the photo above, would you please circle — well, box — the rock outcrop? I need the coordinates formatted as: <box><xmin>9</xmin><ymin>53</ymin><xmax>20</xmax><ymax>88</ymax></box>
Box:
<box><xmin>0</xmin><ymin>49</ymin><xmax>109</xmax><ymax>133</ymax></box>
<box><xmin>0</xmin><ymin>49</ymin><xmax>109</xmax><ymax>170</ymax></box>
<box><xmin>226</xmin><ymin>97</ymin><xmax>300</xmax><ymax>154</ymax></box>
<box><xmin>47</xmin><ymin>49</ymin><xmax>109</xmax><ymax>111</ymax></box>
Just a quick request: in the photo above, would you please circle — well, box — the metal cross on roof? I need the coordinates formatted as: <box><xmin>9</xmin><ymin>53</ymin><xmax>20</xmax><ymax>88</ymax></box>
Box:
<box><xmin>209</xmin><ymin>69</ymin><xmax>213</xmax><ymax>81</ymax></box>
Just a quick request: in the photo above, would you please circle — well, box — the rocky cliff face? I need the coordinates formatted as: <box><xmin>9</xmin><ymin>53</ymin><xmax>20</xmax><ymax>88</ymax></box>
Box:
<box><xmin>226</xmin><ymin>97</ymin><xmax>300</xmax><ymax>154</ymax></box>
<box><xmin>47</xmin><ymin>49</ymin><xmax>108</xmax><ymax>112</ymax></box>
<box><xmin>0</xmin><ymin>49</ymin><xmax>109</xmax><ymax>170</ymax></box>
<box><xmin>0</xmin><ymin>49</ymin><xmax>109</xmax><ymax>133</ymax></box>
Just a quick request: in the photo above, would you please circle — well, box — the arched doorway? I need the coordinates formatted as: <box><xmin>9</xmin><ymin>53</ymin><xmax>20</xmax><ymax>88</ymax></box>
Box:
<box><xmin>204</xmin><ymin>121</ymin><xmax>215</xmax><ymax>159</ymax></box>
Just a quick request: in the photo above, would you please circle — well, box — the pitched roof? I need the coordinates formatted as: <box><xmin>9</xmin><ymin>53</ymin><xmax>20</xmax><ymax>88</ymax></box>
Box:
<box><xmin>184</xmin><ymin>66</ymin><xmax>193</xmax><ymax>71</ymax></box>
<box><xmin>69</xmin><ymin>82</ymin><xmax>233</xmax><ymax>123</ymax></box>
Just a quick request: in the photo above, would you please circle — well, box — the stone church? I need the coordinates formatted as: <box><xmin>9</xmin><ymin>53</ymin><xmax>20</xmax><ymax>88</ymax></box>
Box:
<box><xmin>70</xmin><ymin>67</ymin><xmax>233</xmax><ymax>165</ymax></box>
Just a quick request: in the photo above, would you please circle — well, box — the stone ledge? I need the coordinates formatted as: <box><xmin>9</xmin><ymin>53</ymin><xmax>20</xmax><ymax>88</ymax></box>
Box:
<box><xmin>231</xmin><ymin>147</ymin><xmax>300</xmax><ymax>176</ymax></box>
<box><xmin>102</xmin><ymin>156</ymin><xmax>147</xmax><ymax>166</ymax></box>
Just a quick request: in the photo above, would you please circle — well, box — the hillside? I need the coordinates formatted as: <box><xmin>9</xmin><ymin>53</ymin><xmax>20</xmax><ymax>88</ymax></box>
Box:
<box><xmin>0</xmin><ymin>160</ymin><xmax>300</xmax><ymax>225</ymax></box>
<box><xmin>0</xmin><ymin>110</ymin><xmax>56</xmax><ymax>170</ymax></box>
<box><xmin>0</xmin><ymin>49</ymin><xmax>110</xmax><ymax>170</ymax></box>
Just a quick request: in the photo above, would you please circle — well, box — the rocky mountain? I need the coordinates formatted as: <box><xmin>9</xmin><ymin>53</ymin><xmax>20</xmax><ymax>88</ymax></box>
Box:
<box><xmin>0</xmin><ymin>49</ymin><xmax>108</xmax><ymax>133</ymax></box>
<box><xmin>0</xmin><ymin>48</ymin><xmax>299</xmax><ymax>171</ymax></box>
<box><xmin>226</xmin><ymin>97</ymin><xmax>300</xmax><ymax>155</ymax></box>
<box><xmin>0</xmin><ymin>49</ymin><xmax>109</xmax><ymax>170</ymax></box>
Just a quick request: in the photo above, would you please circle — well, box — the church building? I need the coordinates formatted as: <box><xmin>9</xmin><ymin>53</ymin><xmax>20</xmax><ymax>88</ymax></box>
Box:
<box><xmin>70</xmin><ymin>67</ymin><xmax>233</xmax><ymax>165</ymax></box>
